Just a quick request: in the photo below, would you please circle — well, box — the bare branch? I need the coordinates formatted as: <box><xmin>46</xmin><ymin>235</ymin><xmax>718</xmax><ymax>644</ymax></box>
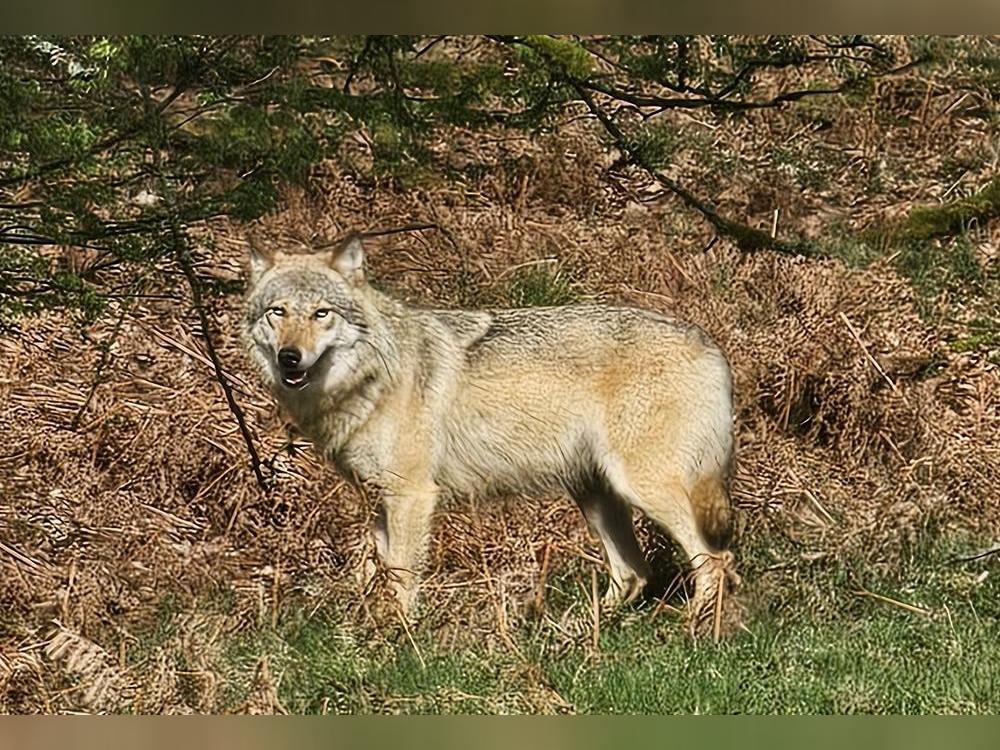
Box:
<box><xmin>312</xmin><ymin>222</ymin><xmax>439</xmax><ymax>250</ymax></box>
<box><xmin>174</xmin><ymin>231</ymin><xmax>271</xmax><ymax>493</ymax></box>
<box><xmin>571</xmin><ymin>81</ymin><xmax>801</xmax><ymax>254</ymax></box>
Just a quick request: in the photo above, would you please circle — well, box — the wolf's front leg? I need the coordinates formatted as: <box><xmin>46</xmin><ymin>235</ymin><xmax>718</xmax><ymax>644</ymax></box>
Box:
<box><xmin>371</xmin><ymin>482</ymin><xmax>439</xmax><ymax>616</ymax></box>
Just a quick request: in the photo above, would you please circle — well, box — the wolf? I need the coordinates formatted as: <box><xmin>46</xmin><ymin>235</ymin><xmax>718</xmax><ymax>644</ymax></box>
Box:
<box><xmin>243</xmin><ymin>234</ymin><xmax>738</xmax><ymax>631</ymax></box>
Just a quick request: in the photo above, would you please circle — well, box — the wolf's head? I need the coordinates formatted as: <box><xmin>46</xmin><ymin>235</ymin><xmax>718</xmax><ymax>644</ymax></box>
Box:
<box><xmin>243</xmin><ymin>234</ymin><xmax>373</xmax><ymax>395</ymax></box>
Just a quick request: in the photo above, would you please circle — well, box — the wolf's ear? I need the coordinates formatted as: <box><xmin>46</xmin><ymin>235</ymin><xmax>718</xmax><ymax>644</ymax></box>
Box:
<box><xmin>327</xmin><ymin>233</ymin><xmax>365</xmax><ymax>284</ymax></box>
<box><xmin>249</xmin><ymin>245</ymin><xmax>274</xmax><ymax>283</ymax></box>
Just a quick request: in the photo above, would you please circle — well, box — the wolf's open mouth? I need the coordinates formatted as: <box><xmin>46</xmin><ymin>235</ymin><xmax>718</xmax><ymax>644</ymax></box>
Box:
<box><xmin>280</xmin><ymin>369</ymin><xmax>309</xmax><ymax>390</ymax></box>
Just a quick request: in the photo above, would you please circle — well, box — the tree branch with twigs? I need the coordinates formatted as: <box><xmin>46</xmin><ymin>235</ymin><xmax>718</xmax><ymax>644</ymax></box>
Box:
<box><xmin>486</xmin><ymin>35</ymin><xmax>921</xmax><ymax>255</ymax></box>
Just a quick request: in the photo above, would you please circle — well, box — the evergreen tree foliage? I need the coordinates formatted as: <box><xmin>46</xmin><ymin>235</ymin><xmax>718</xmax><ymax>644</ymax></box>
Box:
<box><xmin>0</xmin><ymin>35</ymin><xmax>905</xmax><ymax>323</ymax></box>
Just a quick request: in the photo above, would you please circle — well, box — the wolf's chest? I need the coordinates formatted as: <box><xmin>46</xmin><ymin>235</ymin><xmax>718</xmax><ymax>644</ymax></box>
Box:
<box><xmin>330</xmin><ymin>437</ymin><xmax>386</xmax><ymax>484</ymax></box>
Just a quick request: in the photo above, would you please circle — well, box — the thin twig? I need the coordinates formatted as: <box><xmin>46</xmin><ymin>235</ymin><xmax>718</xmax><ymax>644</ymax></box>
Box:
<box><xmin>360</xmin><ymin>222</ymin><xmax>438</xmax><ymax>239</ymax></box>
<box><xmin>713</xmin><ymin>567</ymin><xmax>725</xmax><ymax>643</ymax></box>
<box><xmin>414</xmin><ymin>36</ymin><xmax>446</xmax><ymax>58</ymax></box>
<box><xmin>0</xmin><ymin>83</ymin><xmax>189</xmax><ymax>189</ymax></box>
<box><xmin>590</xmin><ymin>568</ymin><xmax>600</xmax><ymax>654</ymax></box>
<box><xmin>139</xmin><ymin>322</ymin><xmax>254</xmax><ymax>394</ymax></box>
<box><xmin>140</xmin><ymin>71</ymin><xmax>271</xmax><ymax>497</ymax></box>
<box><xmin>342</xmin><ymin>36</ymin><xmax>374</xmax><ymax>95</ymax></box>
<box><xmin>853</xmin><ymin>588</ymin><xmax>931</xmax><ymax>616</ymax></box>
<box><xmin>487</xmin><ymin>36</ymin><xmax>810</xmax><ymax>255</ymax></box>
<box><xmin>0</xmin><ymin>540</ymin><xmax>49</xmax><ymax>573</ymax></box>
<box><xmin>839</xmin><ymin>311</ymin><xmax>899</xmax><ymax>393</ymax></box>
<box><xmin>396</xmin><ymin>606</ymin><xmax>427</xmax><ymax>671</ymax></box>
<box><xmin>533</xmin><ymin>540</ymin><xmax>552</xmax><ymax>615</ymax></box>
<box><xmin>950</xmin><ymin>544</ymin><xmax>1000</xmax><ymax>564</ymax></box>
<box><xmin>312</xmin><ymin>222</ymin><xmax>440</xmax><ymax>250</ymax></box>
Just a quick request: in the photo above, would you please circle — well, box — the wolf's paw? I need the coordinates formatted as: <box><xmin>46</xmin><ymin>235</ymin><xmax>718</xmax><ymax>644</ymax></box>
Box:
<box><xmin>685</xmin><ymin>593</ymin><xmax>745</xmax><ymax>640</ymax></box>
<box><xmin>685</xmin><ymin>552</ymin><xmax>743</xmax><ymax>640</ymax></box>
<box><xmin>601</xmin><ymin>574</ymin><xmax>648</xmax><ymax>610</ymax></box>
<box><xmin>359</xmin><ymin>586</ymin><xmax>419</xmax><ymax>641</ymax></box>
<box><xmin>357</xmin><ymin>561</ymin><xmax>419</xmax><ymax>630</ymax></box>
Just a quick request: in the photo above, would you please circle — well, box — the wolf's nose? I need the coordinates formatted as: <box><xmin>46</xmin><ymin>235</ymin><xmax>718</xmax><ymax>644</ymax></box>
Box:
<box><xmin>278</xmin><ymin>347</ymin><xmax>302</xmax><ymax>368</ymax></box>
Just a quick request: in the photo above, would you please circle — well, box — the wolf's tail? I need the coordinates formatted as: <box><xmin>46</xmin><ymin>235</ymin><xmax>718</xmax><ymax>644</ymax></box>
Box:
<box><xmin>690</xmin><ymin>473</ymin><xmax>733</xmax><ymax>551</ymax></box>
<box><xmin>688</xmin><ymin>345</ymin><xmax>735</xmax><ymax>551</ymax></box>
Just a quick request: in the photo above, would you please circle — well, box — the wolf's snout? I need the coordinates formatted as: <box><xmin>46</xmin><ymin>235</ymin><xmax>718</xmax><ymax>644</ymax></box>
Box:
<box><xmin>278</xmin><ymin>347</ymin><xmax>301</xmax><ymax>368</ymax></box>
<box><xmin>277</xmin><ymin>346</ymin><xmax>309</xmax><ymax>390</ymax></box>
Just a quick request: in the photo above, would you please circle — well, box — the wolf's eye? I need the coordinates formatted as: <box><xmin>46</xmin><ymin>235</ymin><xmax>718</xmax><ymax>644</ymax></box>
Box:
<box><xmin>268</xmin><ymin>306</ymin><xmax>285</xmax><ymax>317</ymax></box>
<box><xmin>313</xmin><ymin>309</ymin><xmax>331</xmax><ymax>320</ymax></box>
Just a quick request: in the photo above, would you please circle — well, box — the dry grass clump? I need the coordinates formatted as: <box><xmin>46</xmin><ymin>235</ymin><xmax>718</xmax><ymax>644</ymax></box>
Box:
<box><xmin>2</xmin><ymin>46</ymin><xmax>998</xmax><ymax>712</ymax></box>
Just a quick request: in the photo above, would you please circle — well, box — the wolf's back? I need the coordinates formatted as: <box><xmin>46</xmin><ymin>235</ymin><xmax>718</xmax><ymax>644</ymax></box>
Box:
<box><xmin>441</xmin><ymin>304</ymin><xmax>735</xmax><ymax>550</ymax></box>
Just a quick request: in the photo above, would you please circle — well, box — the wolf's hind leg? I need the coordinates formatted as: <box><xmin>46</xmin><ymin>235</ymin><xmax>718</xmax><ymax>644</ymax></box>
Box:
<box><xmin>572</xmin><ymin>484</ymin><xmax>651</xmax><ymax>608</ymax></box>
<box><xmin>620</xmin><ymin>469</ymin><xmax>738</xmax><ymax>635</ymax></box>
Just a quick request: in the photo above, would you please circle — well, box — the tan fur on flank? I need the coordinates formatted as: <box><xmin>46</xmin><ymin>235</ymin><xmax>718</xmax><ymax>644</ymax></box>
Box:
<box><xmin>243</xmin><ymin>234</ymin><xmax>738</xmax><ymax>628</ymax></box>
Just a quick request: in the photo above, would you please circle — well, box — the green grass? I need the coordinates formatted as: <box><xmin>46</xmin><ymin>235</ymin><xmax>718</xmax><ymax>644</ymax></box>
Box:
<box><xmin>949</xmin><ymin>318</ymin><xmax>1000</xmax><ymax>363</ymax></box>
<box><xmin>821</xmin><ymin>234</ymin><xmax>885</xmax><ymax>269</ymax></box>
<box><xmin>549</xmin><ymin>614</ymin><xmax>998</xmax><ymax>714</ymax></box>
<box><xmin>124</xmin><ymin>537</ymin><xmax>999</xmax><ymax>714</ymax></box>
<box><xmin>896</xmin><ymin>236</ymin><xmax>985</xmax><ymax>298</ymax></box>
<box><xmin>447</xmin><ymin>263</ymin><xmax>582</xmax><ymax>310</ymax></box>
<box><xmin>821</xmin><ymin>229</ymin><xmax>997</xmax><ymax>345</ymax></box>
<box><xmin>506</xmin><ymin>264</ymin><xmax>579</xmax><ymax>308</ymax></box>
